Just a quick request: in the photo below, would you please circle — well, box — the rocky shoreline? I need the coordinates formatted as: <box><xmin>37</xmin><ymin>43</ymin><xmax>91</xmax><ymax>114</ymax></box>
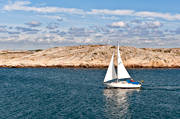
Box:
<box><xmin>0</xmin><ymin>45</ymin><xmax>180</xmax><ymax>68</ymax></box>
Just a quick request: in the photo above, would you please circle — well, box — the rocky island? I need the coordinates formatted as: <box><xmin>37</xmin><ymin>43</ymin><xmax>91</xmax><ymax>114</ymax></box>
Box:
<box><xmin>0</xmin><ymin>45</ymin><xmax>180</xmax><ymax>68</ymax></box>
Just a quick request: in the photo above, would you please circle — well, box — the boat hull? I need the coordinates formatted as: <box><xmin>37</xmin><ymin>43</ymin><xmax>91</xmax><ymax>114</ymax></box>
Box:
<box><xmin>104</xmin><ymin>82</ymin><xmax>141</xmax><ymax>89</ymax></box>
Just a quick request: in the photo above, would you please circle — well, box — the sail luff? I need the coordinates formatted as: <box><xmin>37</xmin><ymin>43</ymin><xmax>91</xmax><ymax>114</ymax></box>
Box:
<box><xmin>104</xmin><ymin>53</ymin><xmax>117</xmax><ymax>83</ymax></box>
<box><xmin>117</xmin><ymin>45</ymin><xmax>131</xmax><ymax>79</ymax></box>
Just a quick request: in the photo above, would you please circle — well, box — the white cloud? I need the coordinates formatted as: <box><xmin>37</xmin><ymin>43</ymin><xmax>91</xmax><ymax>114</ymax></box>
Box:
<box><xmin>135</xmin><ymin>11</ymin><xmax>180</xmax><ymax>20</ymax></box>
<box><xmin>40</xmin><ymin>15</ymin><xmax>64</xmax><ymax>22</ymax></box>
<box><xmin>111</xmin><ymin>21</ymin><xmax>126</xmax><ymax>27</ymax></box>
<box><xmin>137</xmin><ymin>21</ymin><xmax>162</xmax><ymax>29</ymax></box>
<box><xmin>101</xmin><ymin>16</ymin><xmax>119</xmax><ymax>20</ymax></box>
<box><xmin>3</xmin><ymin>1</ymin><xmax>84</xmax><ymax>14</ymax></box>
<box><xmin>25</xmin><ymin>21</ymin><xmax>42</xmax><ymax>27</ymax></box>
<box><xmin>89</xmin><ymin>9</ymin><xmax>134</xmax><ymax>15</ymax></box>
<box><xmin>0</xmin><ymin>27</ymin><xmax>7</xmax><ymax>33</ymax></box>
<box><xmin>152</xmin><ymin>21</ymin><xmax>161</xmax><ymax>27</ymax></box>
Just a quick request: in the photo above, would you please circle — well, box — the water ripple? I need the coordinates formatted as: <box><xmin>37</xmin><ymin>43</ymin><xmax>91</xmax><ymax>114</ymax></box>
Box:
<box><xmin>0</xmin><ymin>68</ymin><xmax>180</xmax><ymax>119</ymax></box>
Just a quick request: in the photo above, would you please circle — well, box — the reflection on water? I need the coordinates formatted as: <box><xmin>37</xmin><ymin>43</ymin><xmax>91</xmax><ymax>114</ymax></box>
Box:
<box><xmin>104</xmin><ymin>89</ymin><xmax>140</xmax><ymax>119</ymax></box>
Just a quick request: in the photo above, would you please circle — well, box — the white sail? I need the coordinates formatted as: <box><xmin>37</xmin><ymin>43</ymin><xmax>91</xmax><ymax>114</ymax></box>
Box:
<box><xmin>104</xmin><ymin>53</ymin><xmax>117</xmax><ymax>83</ymax></box>
<box><xmin>117</xmin><ymin>45</ymin><xmax>131</xmax><ymax>79</ymax></box>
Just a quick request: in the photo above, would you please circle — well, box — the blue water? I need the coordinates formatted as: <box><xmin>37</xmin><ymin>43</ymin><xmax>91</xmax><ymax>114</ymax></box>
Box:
<box><xmin>0</xmin><ymin>68</ymin><xmax>180</xmax><ymax>119</ymax></box>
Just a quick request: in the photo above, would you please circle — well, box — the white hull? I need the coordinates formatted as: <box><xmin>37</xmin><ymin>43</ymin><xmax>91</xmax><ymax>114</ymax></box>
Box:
<box><xmin>105</xmin><ymin>81</ymin><xmax>141</xmax><ymax>89</ymax></box>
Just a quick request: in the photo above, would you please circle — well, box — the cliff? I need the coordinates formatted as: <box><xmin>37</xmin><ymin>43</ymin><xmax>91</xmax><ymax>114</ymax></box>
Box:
<box><xmin>0</xmin><ymin>45</ymin><xmax>180</xmax><ymax>68</ymax></box>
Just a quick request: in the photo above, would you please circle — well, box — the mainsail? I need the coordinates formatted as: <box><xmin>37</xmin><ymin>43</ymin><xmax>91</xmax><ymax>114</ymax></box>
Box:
<box><xmin>117</xmin><ymin>45</ymin><xmax>131</xmax><ymax>79</ymax></box>
<box><xmin>104</xmin><ymin>53</ymin><xmax>117</xmax><ymax>83</ymax></box>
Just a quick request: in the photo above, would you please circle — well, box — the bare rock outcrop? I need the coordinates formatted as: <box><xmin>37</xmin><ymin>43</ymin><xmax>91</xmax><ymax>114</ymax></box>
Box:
<box><xmin>0</xmin><ymin>45</ymin><xmax>180</xmax><ymax>68</ymax></box>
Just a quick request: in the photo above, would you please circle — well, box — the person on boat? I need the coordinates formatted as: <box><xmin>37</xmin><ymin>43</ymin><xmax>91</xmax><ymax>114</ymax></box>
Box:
<box><xmin>130</xmin><ymin>78</ymin><xmax>135</xmax><ymax>82</ymax></box>
<box><xmin>126</xmin><ymin>78</ymin><xmax>140</xmax><ymax>84</ymax></box>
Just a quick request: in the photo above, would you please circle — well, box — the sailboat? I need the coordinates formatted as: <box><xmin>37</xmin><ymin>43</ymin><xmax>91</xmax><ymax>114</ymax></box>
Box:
<box><xmin>104</xmin><ymin>45</ymin><xmax>142</xmax><ymax>88</ymax></box>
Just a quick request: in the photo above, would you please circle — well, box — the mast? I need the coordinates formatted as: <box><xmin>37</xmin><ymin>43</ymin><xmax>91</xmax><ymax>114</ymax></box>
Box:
<box><xmin>104</xmin><ymin>52</ymin><xmax>117</xmax><ymax>83</ymax></box>
<box><xmin>117</xmin><ymin>44</ymin><xmax>120</xmax><ymax>80</ymax></box>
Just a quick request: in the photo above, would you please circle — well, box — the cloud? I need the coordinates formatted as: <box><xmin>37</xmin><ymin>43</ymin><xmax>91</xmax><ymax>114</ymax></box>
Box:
<box><xmin>25</xmin><ymin>21</ymin><xmax>42</xmax><ymax>27</ymax></box>
<box><xmin>46</xmin><ymin>23</ymin><xmax>59</xmax><ymax>29</ymax></box>
<box><xmin>110</xmin><ymin>21</ymin><xmax>127</xmax><ymax>28</ymax></box>
<box><xmin>41</xmin><ymin>15</ymin><xmax>64</xmax><ymax>22</ymax></box>
<box><xmin>49</xmin><ymin>30</ymin><xmax>60</xmax><ymax>34</ymax></box>
<box><xmin>89</xmin><ymin>9</ymin><xmax>134</xmax><ymax>15</ymax></box>
<box><xmin>57</xmin><ymin>31</ymin><xmax>66</xmax><ymax>36</ymax></box>
<box><xmin>140</xmin><ymin>21</ymin><xmax>162</xmax><ymax>29</ymax></box>
<box><xmin>0</xmin><ymin>25</ymin><xmax>8</xmax><ymax>33</ymax></box>
<box><xmin>131</xmin><ymin>20</ymin><xmax>163</xmax><ymax>30</ymax></box>
<box><xmin>175</xmin><ymin>27</ymin><xmax>180</xmax><ymax>34</ymax></box>
<box><xmin>49</xmin><ymin>30</ymin><xmax>66</xmax><ymax>36</ymax></box>
<box><xmin>7</xmin><ymin>31</ymin><xmax>20</xmax><ymax>34</ymax></box>
<box><xmin>15</xmin><ymin>26</ymin><xmax>39</xmax><ymax>34</ymax></box>
<box><xmin>34</xmin><ymin>34</ymin><xmax>65</xmax><ymax>43</ymax></box>
<box><xmin>57</xmin><ymin>17</ymin><xmax>63</xmax><ymax>22</ymax></box>
<box><xmin>0</xmin><ymin>25</ymin><xmax>178</xmax><ymax>48</ymax></box>
<box><xmin>3</xmin><ymin>1</ymin><xmax>84</xmax><ymax>14</ymax></box>
<box><xmin>68</xmin><ymin>27</ymin><xmax>91</xmax><ymax>37</ymax></box>
<box><xmin>0</xmin><ymin>27</ymin><xmax>7</xmax><ymax>33</ymax></box>
<box><xmin>92</xmin><ymin>26</ymin><xmax>112</xmax><ymax>34</ymax></box>
<box><xmin>135</xmin><ymin>11</ymin><xmax>180</xmax><ymax>20</ymax></box>
<box><xmin>151</xmin><ymin>21</ymin><xmax>161</xmax><ymax>27</ymax></box>
<box><xmin>0</xmin><ymin>25</ymin><xmax>7</xmax><ymax>28</ymax></box>
<box><xmin>131</xmin><ymin>19</ymin><xmax>142</xmax><ymax>24</ymax></box>
<box><xmin>100</xmin><ymin>16</ymin><xmax>119</xmax><ymax>20</ymax></box>
<box><xmin>89</xmin><ymin>9</ymin><xmax>180</xmax><ymax>21</ymax></box>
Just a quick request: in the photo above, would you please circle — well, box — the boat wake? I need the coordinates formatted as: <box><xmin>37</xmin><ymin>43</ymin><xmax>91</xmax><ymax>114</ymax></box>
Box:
<box><xmin>142</xmin><ymin>85</ymin><xmax>180</xmax><ymax>91</ymax></box>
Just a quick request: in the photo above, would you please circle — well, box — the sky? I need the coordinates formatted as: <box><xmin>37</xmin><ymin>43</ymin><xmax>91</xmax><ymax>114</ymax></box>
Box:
<box><xmin>0</xmin><ymin>0</ymin><xmax>180</xmax><ymax>50</ymax></box>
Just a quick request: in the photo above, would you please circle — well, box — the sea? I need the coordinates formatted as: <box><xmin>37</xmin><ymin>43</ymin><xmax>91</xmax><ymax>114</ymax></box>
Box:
<box><xmin>0</xmin><ymin>68</ymin><xmax>180</xmax><ymax>119</ymax></box>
